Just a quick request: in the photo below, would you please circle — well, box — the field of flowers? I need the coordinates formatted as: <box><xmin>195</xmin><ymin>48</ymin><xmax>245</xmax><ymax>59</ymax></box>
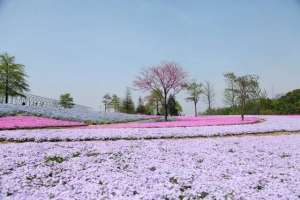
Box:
<box><xmin>0</xmin><ymin>114</ymin><xmax>300</xmax><ymax>200</ymax></box>
<box><xmin>0</xmin><ymin>104</ymin><xmax>150</xmax><ymax>123</ymax></box>
<box><xmin>1</xmin><ymin>116</ymin><xmax>300</xmax><ymax>142</ymax></box>
<box><xmin>0</xmin><ymin>116</ymin><xmax>84</xmax><ymax>130</ymax></box>
<box><xmin>98</xmin><ymin>116</ymin><xmax>259</xmax><ymax>128</ymax></box>
<box><xmin>0</xmin><ymin>134</ymin><xmax>299</xmax><ymax>199</ymax></box>
<box><xmin>0</xmin><ymin>114</ymin><xmax>258</xmax><ymax>130</ymax></box>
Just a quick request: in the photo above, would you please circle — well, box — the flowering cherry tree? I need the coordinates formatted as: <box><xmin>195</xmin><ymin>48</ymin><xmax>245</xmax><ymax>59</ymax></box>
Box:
<box><xmin>134</xmin><ymin>62</ymin><xmax>187</xmax><ymax>121</ymax></box>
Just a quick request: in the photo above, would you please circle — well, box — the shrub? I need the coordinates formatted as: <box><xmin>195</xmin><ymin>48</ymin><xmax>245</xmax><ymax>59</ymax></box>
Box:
<box><xmin>45</xmin><ymin>156</ymin><xmax>65</xmax><ymax>163</ymax></box>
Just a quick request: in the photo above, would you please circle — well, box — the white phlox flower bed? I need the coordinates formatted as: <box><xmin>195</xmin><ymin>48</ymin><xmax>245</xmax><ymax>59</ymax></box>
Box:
<box><xmin>1</xmin><ymin>116</ymin><xmax>300</xmax><ymax>142</ymax></box>
<box><xmin>0</xmin><ymin>135</ymin><xmax>299</xmax><ymax>199</ymax></box>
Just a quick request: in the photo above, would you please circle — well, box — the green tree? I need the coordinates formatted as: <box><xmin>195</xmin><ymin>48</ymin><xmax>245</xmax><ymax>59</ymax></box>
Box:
<box><xmin>136</xmin><ymin>97</ymin><xmax>146</xmax><ymax>114</ymax></box>
<box><xmin>59</xmin><ymin>93</ymin><xmax>74</xmax><ymax>108</ymax></box>
<box><xmin>121</xmin><ymin>88</ymin><xmax>135</xmax><ymax>114</ymax></box>
<box><xmin>144</xmin><ymin>102</ymin><xmax>156</xmax><ymax>115</ymax></box>
<box><xmin>0</xmin><ymin>53</ymin><xmax>29</xmax><ymax>103</ymax></box>
<box><xmin>111</xmin><ymin>94</ymin><xmax>121</xmax><ymax>112</ymax></box>
<box><xmin>102</xmin><ymin>94</ymin><xmax>112</xmax><ymax>112</ymax></box>
<box><xmin>167</xmin><ymin>95</ymin><xmax>181</xmax><ymax>116</ymax></box>
<box><xmin>175</xmin><ymin>101</ymin><xmax>183</xmax><ymax>115</ymax></box>
<box><xmin>185</xmin><ymin>80</ymin><xmax>203</xmax><ymax>116</ymax></box>
<box><xmin>274</xmin><ymin>89</ymin><xmax>300</xmax><ymax>114</ymax></box>
<box><xmin>146</xmin><ymin>89</ymin><xmax>162</xmax><ymax>115</ymax></box>
<box><xmin>205</xmin><ymin>89</ymin><xmax>300</xmax><ymax>116</ymax></box>
<box><xmin>232</xmin><ymin>74</ymin><xmax>261</xmax><ymax>120</ymax></box>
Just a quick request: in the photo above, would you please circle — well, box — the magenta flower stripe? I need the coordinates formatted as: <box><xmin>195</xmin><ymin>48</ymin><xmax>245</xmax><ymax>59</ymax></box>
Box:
<box><xmin>95</xmin><ymin>116</ymin><xmax>259</xmax><ymax>129</ymax></box>
<box><xmin>0</xmin><ymin>116</ymin><xmax>84</xmax><ymax>130</ymax></box>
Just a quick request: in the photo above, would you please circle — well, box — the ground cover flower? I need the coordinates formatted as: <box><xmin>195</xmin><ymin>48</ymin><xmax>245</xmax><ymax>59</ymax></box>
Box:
<box><xmin>0</xmin><ymin>134</ymin><xmax>299</xmax><ymax>199</ymax></box>
<box><xmin>0</xmin><ymin>116</ymin><xmax>84</xmax><ymax>130</ymax></box>
<box><xmin>98</xmin><ymin>116</ymin><xmax>259</xmax><ymax>129</ymax></box>
<box><xmin>0</xmin><ymin>116</ymin><xmax>300</xmax><ymax>142</ymax></box>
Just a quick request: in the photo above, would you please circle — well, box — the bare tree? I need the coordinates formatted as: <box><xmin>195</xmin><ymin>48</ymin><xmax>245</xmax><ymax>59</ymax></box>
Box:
<box><xmin>134</xmin><ymin>62</ymin><xmax>188</xmax><ymax>121</ymax></box>
<box><xmin>185</xmin><ymin>80</ymin><xmax>203</xmax><ymax>116</ymax></box>
<box><xmin>203</xmin><ymin>81</ymin><xmax>215</xmax><ymax>111</ymax></box>
<box><xmin>224</xmin><ymin>72</ymin><xmax>237</xmax><ymax>107</ymax></box>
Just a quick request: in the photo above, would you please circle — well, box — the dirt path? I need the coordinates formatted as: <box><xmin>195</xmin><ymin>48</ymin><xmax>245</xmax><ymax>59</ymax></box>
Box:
<box><xmin>1</xmin><ymin>131</ymin><xmax>299</xmax><ymax>144</ymax></box>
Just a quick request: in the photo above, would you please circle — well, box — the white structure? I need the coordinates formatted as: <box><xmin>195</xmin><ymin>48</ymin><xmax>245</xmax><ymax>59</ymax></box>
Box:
<box><xmin>0</xmin><ymin>93</ymin><xmax>92</xmax><ymax>111</ymax></box>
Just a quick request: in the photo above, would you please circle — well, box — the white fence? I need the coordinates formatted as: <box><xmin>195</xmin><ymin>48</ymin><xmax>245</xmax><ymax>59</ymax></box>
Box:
<box><xmin>0</xmin><ymin>93</ymin><xmax>93</xmax><ymax>112</ymax></box>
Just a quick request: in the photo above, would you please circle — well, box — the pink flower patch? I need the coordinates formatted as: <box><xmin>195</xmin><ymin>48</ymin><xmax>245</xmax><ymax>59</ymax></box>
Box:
<box><xmin>92</xmin><ymin>116</ymin><xmax>259</xmax><ymax>129</ymax></box>
<box><xmin>0</xmin><ymin>116</ymin><xmax>84</xmax><ymax>130</ymax></box>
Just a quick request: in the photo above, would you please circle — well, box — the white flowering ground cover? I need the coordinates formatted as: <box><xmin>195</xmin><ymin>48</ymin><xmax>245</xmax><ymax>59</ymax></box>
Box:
<box><xmin>1</xmin><ymin>116</ymin><xmax>300</xmax><ymax>142</ymax></box>
<box><xmin>0</xmin><ymin>104</ymin><xmax>149</xmax><ymax>123</ymax></box>
<box><xmin>0</xmin><ymin>134</ymin><xmax>300</xmax><ymax>200</ymax></box>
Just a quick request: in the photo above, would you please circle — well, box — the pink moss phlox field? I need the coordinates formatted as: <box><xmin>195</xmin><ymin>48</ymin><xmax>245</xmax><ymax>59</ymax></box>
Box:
<box><xmin>97</xmin><ymin>116</ymin><xmax>259</xmax><ymax>129</ymax></box>
<box><xmin>1</xmin><ymin>116</ymin><xmax>300</xmax><ymax>142</ymax></box>
<box><xmin>1</xmin><ymin>135</ymin><xmax>299</xmax><ymax>199</ymax></box>
<box><xmin>0</xmin><ymin>116</ymin><xmax>83</xmax><ymax>129</ymax></box>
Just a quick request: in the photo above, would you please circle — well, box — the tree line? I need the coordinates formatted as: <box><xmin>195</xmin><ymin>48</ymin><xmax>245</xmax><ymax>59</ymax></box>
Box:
<box><xmin>1</xmin><ymin>52</ymin><xmax>299</xmax><ymax>120</ymax></box>
<box><xmin>132</xmin><ymin>62</ymin><xmax>265</xmax><ymax>121</ymax></box>
<box><xmin>207</xmin><ymin>87</ymin><xmax>300</xmax><ymax>116</ymax></box>
<box><xmin>100</xmin><ymin>62</ymin><xmax>267</xmax><ymax>121</ymax></box>
<box><xmin>100</xmin><ymin>63</ymin><xmax>300</xmax><ymax>119</ymax></box>
<box><xmin>101</xmin><ymin>87</ymin><xmax>182</xmax><ymax>117</ymax></box>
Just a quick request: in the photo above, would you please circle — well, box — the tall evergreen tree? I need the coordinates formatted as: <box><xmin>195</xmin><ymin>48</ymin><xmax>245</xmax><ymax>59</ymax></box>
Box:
<box><xmin>121</xmin><ymin>88</ymin><xmax>135</xmax><ymax>114</ymax></box>
<box><xmin>167</xmin><ymin>95</ymin><xmax>181</xmax><ymax>116</ymax></box>
<box><xmin>136</xmin><ymin>97</ymin><xmax>146</xmax><ymax>114</ymax></box>
<box><xmin>0</xmin><ymin>53</ymin><xmax>29</xmax><ymax>103</ymax></box>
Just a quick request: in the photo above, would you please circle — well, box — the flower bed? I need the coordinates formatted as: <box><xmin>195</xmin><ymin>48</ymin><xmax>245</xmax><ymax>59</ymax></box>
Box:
<box><xmin>0</xmin><ymin>104</ymin><xmax>153</xmax><ymax>123</ymax></box>
<box><xmin>0</xmin><ymin>116</ymin><xmax>84</xmax><ymax>130</ymax></box>
<box><xmin>0</xmin><ymin>134</ymin><xmax>299</xmax><ymax>199</ymax></box>
<box><xmin>97</xmin><ymin>116</ymin><xmax>259</xmax><ymax>129</ymax></box>
<box><xmin>1</xmin><ymin>116</ymin><xmax>300</xmax><ymax>142</ymax></box>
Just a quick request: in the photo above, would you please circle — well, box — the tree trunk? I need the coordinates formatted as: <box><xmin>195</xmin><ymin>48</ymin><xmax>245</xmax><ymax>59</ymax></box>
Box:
<box><xmin>5</xmin><ymin>90</ymin><xmax>8</xmax><ymax>104</ymax></box>
<box><xmin>5</xmin><ymin>71</ymin><xmax>9</xmax><ymax>104</ymax></box>
<box><xmin>241</xmin><ymin>100</ymin><xmax>245</xmax><ymax>121</ymax></box>
<box><xmin>207</xmin><ymin>92</ymin><xmax>211</xmax><ymax>111</ymax></box>
<box><xmin>156</xmin><ymin>100</ymin><xmax>159</xmax><ymax>115</ymax></box>
<box><xmin>194</xmin><ymin>101</ymin><xmax>197</xmax><ymax>117</ymax></box>
<box><xmin>164</xmin><ymin>92</ymin><xmax>168</xmax><ymax>121</ymax></box>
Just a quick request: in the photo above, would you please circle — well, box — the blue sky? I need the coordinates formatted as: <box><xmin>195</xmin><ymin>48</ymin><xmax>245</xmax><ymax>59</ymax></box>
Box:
<box><xmin>0</xmin><ymin>0</ymin><xmax>299</xmax><ymax>113</ymax></box>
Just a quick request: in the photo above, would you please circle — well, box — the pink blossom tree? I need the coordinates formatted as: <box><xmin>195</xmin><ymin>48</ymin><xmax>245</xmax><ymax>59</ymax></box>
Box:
<box><xmin>134</xmin><ymin>62</ymin><xmax>188</xmax><ymax>121</ymax></box>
